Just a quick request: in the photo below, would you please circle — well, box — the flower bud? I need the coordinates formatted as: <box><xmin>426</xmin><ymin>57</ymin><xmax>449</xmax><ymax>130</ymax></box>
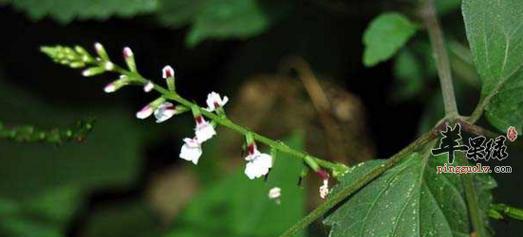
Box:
<box><xmin>123</xmin><ymin>47</ymin><xmax>137</xmax><ymax>72</ymax></box>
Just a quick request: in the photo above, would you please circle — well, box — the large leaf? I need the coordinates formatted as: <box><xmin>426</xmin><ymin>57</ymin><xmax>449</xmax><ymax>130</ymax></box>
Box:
<box><xmin>462</xmin><ymin>0</ymin><xmax>523</xmax><ymax>133</ymax></box>
<box><xmin>324</xmin><ymin>149</ymin><xmax>495</xmax><ymax>237</ymax></box>
<box><xmin>0</xmin><ymin>0</ymin><xmax>157</xmax><ymax>23</ymax></box>
<box><xmin>157</xmin><ymin>0</ymin><xmax>292</xmax><ymax>47</ymax></box>
<box><xmin>164</xmin><ymin>134</ymin><xmax>306</xmax><ymax>237</ymax></box>
<box><xmin>363</xmin><ymin>12</ymin><xmax>418</xmax><ymax>67</ymax></box>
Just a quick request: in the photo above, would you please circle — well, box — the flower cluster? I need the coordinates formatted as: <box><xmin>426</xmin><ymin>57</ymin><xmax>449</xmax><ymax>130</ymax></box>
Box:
<box><xmin>41</xmin><ymin>42</ymin><xmax>340</xmax><ymax>200</ymax></box>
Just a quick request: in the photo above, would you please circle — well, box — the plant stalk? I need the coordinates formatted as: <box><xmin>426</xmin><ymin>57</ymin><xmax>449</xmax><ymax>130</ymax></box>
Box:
<box><xmin>278</xmin><ymin>130</ymin><xmax>438</xmax><ymax>237</ymax></box>
<box><xmin>420</xmin><ymin>0</ymin><xmax>459</xmax><ymax>118</ymax></box>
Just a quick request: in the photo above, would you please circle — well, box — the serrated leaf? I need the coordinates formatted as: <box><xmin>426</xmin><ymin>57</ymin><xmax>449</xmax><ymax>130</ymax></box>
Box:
<box><xmin>1</xmin><ymin>0</ymin><xmax>157</xmax><ymax>23</ymax></box>
<box><xmin>462</xmin><ymin>0</ymin><xmax>523</xmax><ymax>133</ymax></box>
<box><xmin>324</xmin><ymin>149</ymin><xmax>495</xmax><ymax>237</ymax></box>
<box><xmin>363</xmin><ymin>12</ymin><xmax>418</xmax><ymax>67</ymax></box>
<box><xmin>164</xmin><ymin>134</ymin><xmax>305</xmax><ymax>237</ymax></box>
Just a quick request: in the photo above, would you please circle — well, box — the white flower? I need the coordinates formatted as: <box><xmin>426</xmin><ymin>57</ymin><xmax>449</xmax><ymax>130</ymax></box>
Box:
<box><xmin>162</xmin><ymin>65</ymin><xmax>174</xmax><ymax>79</ymax></box>
<box><xmin>268</xmin><ymin>187</ymin><xmax>281</xmax><ymax>199</ymax></box>
<box><xmin>179</xmin><ymin>138</ymin><xmax>202</xmax><ymax>164</ymax></box>
<box><xmin>268</xmin><ymin>187</ymin><xmax>282</xmax><ymax>204</ymax></box>
<box><xmin>205</xmin><ymin>92</ymin><xmax>229</xmax><ymax>112</ymax></box>
<box><xmin>136</xmin><ymin>105</ymin><xmax>154</xmax><ymax>119</ymax></box>
<box><xmin>143</xmin><ymin>81</ymin><xmax>154</xmax><ymax>93</ymax></box>
<box><xmin>244</xmin><ymin>144</ymin><xmax>273</xmax><ymax>180</ymax></box>
<box><xmin>154</xmin><ymin>102</ymin><xmax>177</xmax><ymax>123</ymax></box>
<box><xmin>194</xmin><ymin>116</ymin><xmax>216</xmax><ymax>143</ymax></box>
<box><xmin>319</xmin><ymin>179</ymin><xmax>329</xmax><ymax>199</ymax></box>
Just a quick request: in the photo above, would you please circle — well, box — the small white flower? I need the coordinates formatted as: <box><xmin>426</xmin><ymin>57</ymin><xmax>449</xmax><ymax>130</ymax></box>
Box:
<box><xmin>268</xmin><ymin>187</ymin><xmax>281</xmax><ymax>199</ymax></box>
<box><xmin>244</xmin><ymin>144</ymin><xmax>273</xmax><ymax>180</ymax></box>
<box><xmin>162</xmin><ymin>65</ymin><xmax>174</xmax><ymax>79</ymax></box>
<box><xmin>154</xmin><ymin>102</ymin><xmax>177</xmax><ymax>123</ymax></box>
<box><xmin>194</xmin><ymin>116</ymin><xmax>216</xmax><ymax>143</ymax></box>
<box><xmin>123</xmin><ymin>47</ymin><xmax>133</xmax><ymax>58</ymax></box>
<box><xmin>319</xmin><ymin>179</ymin><xmax>329</xmax><ymax>199</ymax></box>
<box><xmin>268</xmin><ymin>187</ymin><xmax>282</xmax><ymax>204</ymax></box>
<box><xmin>143</xmin><ymin>81</ymin><xmax>154</xmax><ymax>93</ymax></box>
<box><xmin>136</xmin><ymin>105</ymin><xmax>154</xmax><ymax>119</ymax></box>
<box><xmin>205</xmin><ymin>92</ymin><xmax>229</xmax><ymax>112</ymax></box>
<box><xmin>179</xmin><ymin>138</ymin><xmax>202</xmax><ymax>164</ymax></box>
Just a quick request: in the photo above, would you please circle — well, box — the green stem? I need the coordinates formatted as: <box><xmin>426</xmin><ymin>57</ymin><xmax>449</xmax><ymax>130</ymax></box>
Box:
<box><xmin>492</xmin><ymin>203</ymin><xmax>523</xmax><ymax>221</ymax></box>
<box><xmin>112</xmin><ymin>67</ymin><xmax>346</xmax><ymax>174</ymax></box>
<box><xmin>278</xmin><ymin>130</ymin><xmax>437</xmax><ymax>237</ymax></box>
<box><xmin>421</xmin><ymin>1</ymin><xmax>486</xmax><ymax>236</ymax></box>
<box><xmin>420</xmin><ymin>0</ymin><xmax>459</xmax><ymax>118</ymax></box>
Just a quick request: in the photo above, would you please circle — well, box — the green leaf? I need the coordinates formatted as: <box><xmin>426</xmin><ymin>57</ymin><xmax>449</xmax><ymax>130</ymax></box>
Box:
<box><xmin>0</xmin><ymin>0</ymin><xmax>157</xmax><ymax>24</ymax></box>
<box><xmin>324</xmin><ymin>149</ymin><xmax>495</xmax><ymax>237</ymax></box>
<box><xmin>363</xmin><ymin>12</ymin><xmax>418</xmax><ymax>67</ymax></box>
<box><xmin>462</xmin><ymin>0</ymin><xmax>523</xmax><ymax>133</ymax></box>
<box><xmin>157</xmin><ymin>0</ymin><xmax>292</xmax><ymax>47</ymax></box>
<box><xmin>392</xmin><ymin>49</ymin><xmax>424</xmax><ymax>101</ymax></box>
<box><xmin>165</xmin><ymin>133</ymin><xmax>306</xmax><ymax>237</ymax></box>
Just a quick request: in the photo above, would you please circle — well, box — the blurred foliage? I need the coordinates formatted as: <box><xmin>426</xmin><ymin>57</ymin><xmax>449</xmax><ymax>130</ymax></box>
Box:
<box><xmin>0</xmin><ymin>0</ymin><xmax>157</xmax><ymax>23</ymax></box>
<box><xmin>0</xmin><ymin>186</ymin><xmax>83</xmax><ymax>237</ymax></box>
<box><xmin>157</xmin><ymin>0</ymin><xmax>293</xmax><ymax>47</ymax></box>
<box><xmin>0</xmin><ymin>80</ymin><xmax>144</xmax><ymax>236</ymax></box>
<box><xmin>165</xmin><ymin>133</ymin><xmax>306</xmax><ymax>237</ymax></box>
<box><xmin>0</xmin><ymin>0</ymin><xmax>293</xmax><ymax>47</ymax></box>
<box><xmin>363</xmin><ymin>12</ymin><xmax>418</xmax><ymax>67</ymax></box>
<box><xmin>0</xmin><ymin>118</ymin><xmax>94</xmax><ymax>144</ymax></box>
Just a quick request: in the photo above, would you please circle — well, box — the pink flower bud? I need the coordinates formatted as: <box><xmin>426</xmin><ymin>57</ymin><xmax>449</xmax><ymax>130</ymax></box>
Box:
<box><xmin>123</xmin><ymin>47</ymin><xmax>133</xmax><ymax>58</ymax></box>
<box><xmin>162</xmin><ymin>65</ymin><xmax>174</xmax><ymax>79</ymax></box>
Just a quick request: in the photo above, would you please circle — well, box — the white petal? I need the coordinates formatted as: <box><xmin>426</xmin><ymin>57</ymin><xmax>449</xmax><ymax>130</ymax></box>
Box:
<box><xmin>244</xmin><ymin>162</ymin><xmax>258</xmax><ymax>180</ymax></box>
<box><xmin>154</xmin><ymin>102</ymin><xmax>176</xmax><ymax>123</ymax></box>
<box><xmin>195</xmin><ymin>121</ymin><xmax>216</xmax><ymax>143</ymax></box>
<box><xmin>136</xmin><ymin>105</ymin><xmax>154</xmax><ymax>119</ymax></box>
<box><xmin>268</xmin><ymin>187</ymin><xmax>281</xmax><ymax>199</ymax></box>
<box><xmin>179</xmin><ymin>138</ymin><xmax>202</xmax><ymax>165</ymax></box>
<box><xmin>205</xmin><ymin>92</ymin><xmax>229</xmax><ymax>111</ymax></box>
<box><xmin>256</xmin><ymin>153</ymin><xmax>273</xmax><ymax>169</ymax></box>
<box><xmin>319</xmin><ymin>180</ymin><xmax>329</xmax><ymax>199</ymax></box>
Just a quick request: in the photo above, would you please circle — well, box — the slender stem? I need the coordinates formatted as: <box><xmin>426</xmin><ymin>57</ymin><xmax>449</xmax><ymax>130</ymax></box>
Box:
<box><xmin>112</xmin><ymin>67</ymin><xmax>345</xmax><ymax>174</ymax></box>
<box><xmin>420</xmin><ymin>0</ymin><xmax>459</xmax><ymax>118</ymax></box>
<box><xmin>421</xmin><ymin>2</ymin><xmax>486</xmax><ymax>236</ymax></box>
<box><xmin>460</xmin><ymin>154</ymin><xmax>488</xmax><ymax>237</ymax></box>
<box><xmin>279</xmin><ymin>130</ymin><xmax>438</xmax><ymax>237</ymax></box>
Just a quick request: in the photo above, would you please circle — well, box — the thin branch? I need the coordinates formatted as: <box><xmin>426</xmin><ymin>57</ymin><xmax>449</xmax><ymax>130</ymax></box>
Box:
<box><xmin>281</xmin><ymin>57</ymin><xmax>347</xmax><ymax>162</ymax></box>
<box><xmin>420</xmin><ymin>0</ymin><xmax>459</xmax><ymax>118</ymax></box>
<box><xmin>278</xmin><ymin>130</ymin><xmax>439</xmax><ymax>237</ymax></box>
